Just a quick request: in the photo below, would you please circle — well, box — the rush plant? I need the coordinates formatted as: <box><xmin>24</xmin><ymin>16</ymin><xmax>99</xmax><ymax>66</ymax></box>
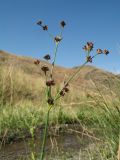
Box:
<box><xmin>35</xmin><ymin>20</ymin><xmax>109</xmax><ymax>160</ymax></box>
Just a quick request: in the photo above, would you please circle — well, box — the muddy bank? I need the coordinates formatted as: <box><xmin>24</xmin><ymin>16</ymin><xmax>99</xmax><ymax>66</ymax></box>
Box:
<box><xmin>0</xmin><ymin>124</ymin><xmax>83</xmax><ymax>144</ymax></box>
<box><xmin>0</xmin><ymin>124</ymin><xmax>100</xmax><ymax>160</ymax></box>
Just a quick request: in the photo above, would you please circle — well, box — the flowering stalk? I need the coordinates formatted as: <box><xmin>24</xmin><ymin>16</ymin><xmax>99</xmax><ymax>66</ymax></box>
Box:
<box><xmin>36</xmin><ymin>20</ymin><xmax>65</xmax><ymax>160</ymax></box>
<box><xmin>35</xmin><ymin>20</ymin><xmax>109</xmax><ymax>160</ymax></box>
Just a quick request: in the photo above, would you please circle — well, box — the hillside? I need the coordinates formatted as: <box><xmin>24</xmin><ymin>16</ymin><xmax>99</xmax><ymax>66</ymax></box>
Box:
<box><xmin>0</xmin><ymin>50</ymin><xmax>120</xmax><ymax>105</ymax></box>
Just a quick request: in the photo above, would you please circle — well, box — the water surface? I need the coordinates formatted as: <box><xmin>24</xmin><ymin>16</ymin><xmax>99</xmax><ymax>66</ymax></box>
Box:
<box><xmin>0</xmin><ymin>126</ymin><xmax>99</xmax><ymax>160</ymax></box>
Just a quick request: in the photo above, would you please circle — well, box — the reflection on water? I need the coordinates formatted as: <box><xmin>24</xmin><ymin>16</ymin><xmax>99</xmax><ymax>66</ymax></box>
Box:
<box><xmin>0</xmin><ymin>127</ymin><xmax>98</xmax><ymax>160</ymax></box>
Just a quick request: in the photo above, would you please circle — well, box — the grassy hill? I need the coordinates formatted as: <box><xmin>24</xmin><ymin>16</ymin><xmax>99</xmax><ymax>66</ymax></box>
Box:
<box><xmin>0</xmin><ymin>50</ymin><xmax>120</xmax><ymax>105</ymax></box>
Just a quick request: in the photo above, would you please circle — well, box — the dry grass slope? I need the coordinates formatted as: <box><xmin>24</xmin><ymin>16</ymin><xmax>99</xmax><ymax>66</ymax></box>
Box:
<box><xmin>0</xmin><ymin>50</ymin><xmax>120</xmax><ymax>105</ymax></box>
<box><xmin>0</xmin><ymin>51</ymin><xmax>120</xmax><ymax>103</ymax></box>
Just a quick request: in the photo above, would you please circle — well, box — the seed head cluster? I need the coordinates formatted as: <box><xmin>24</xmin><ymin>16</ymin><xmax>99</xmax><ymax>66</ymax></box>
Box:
<box><xmin>36</xmin><ymin>20</ymin><xmax>66</xmax><ymax>32</ymax></box>
<box><xmin>96</xmin><ymin>49</ymin><xmax>109</xmax><ymax>55</ymax></box>
<box><xmin>60</xmin><ymin>87</ymin><xmax>69</xmax><ymax>96</ymax></box>
<box><xmin>83</xmin><ymin>42</ymin><xmax>94</xmax><ymax>52</ymax></box>
<box><xmin>41</xmin><ymin>65</ymin><xmax>49</xmax><ymax>75</ymax></box>
<box><xmin>36</xmin><ymin>20</ymin><xmax>48</xmax><ymax>31</ymax></box>
<box><xmin>47</xmin><ymin>97</ymin><xmax>54</xmax><ymax>105</ymax></box>
<box><xmin>82</xmin><ymin>41</ymin><xmax>109</xmax><ymax>63</ymax></box>
<box><xmin>43</xmin><ymin>54</ymin><xmax>51</xmax><ymax>60</ymax></box>
<box><xmin>46</xmin><ymin>80</ymin><xmax>55</xmax><ymax>86</ymax></box>
<box><xmin>97</xmin><ymin>49</ymin><xmax>103</xmax><ymax>54</ymax></box>
<box><xmin>35</xmin><ymin>20</ymin><xmax>110</xmax><ymax>106</ymax></box>
<box><xmin>59</xmin><ymin>82</ymin><xmax>69</xmax><ymax>97</ymax></box>
<box><xmin>86</xmin><ymin>56</ymin><xmax>92</xmax><ymax>63</ymax></box>
<box><xmin>36</xmin><ymin>20</ymin><xmax>42</xmax><ymax>26</ymax></box>
<box><xmin>54</xmin><ymin>36</ymin><xmax>62</xmax><ymax>43</ymax></box>
<box><xmin>34</xmin><ymin>59</ymin><xmax>40</xmax><ymax>65</ymax></box>
<box><xmin>103</xmin><ymin>49</ymin><xmax>109</xmax><ymax>55</ymax></box>
<box><xmin>36</xmin><ymin>20</ymin><xmax>67</xmax><ymax>105</ymax></box>
<box><xmin>60</xmin><ymin>21</ymin><xmax>66</xmax><ymax>28</ymax></box>
<box><xmin>43</xmin><ymin>25</ymin><xmax>48</xmax><ymax>31</ymax></box>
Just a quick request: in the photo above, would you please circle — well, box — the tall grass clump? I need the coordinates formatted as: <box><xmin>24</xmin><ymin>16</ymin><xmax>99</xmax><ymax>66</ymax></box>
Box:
<box><xmin>76</xmin><ymin>86</ymin><xmax>120</xmax><ymax>159</ymax></box>
<box><xmin>0</xmin><ymin>102</ymin><xmax>45</xmax><ymax>145</ymax></box>
<box><xmin>35</xmin><ymin>20</ymin><xmax>110</xmax><ymax>160</ymax></box>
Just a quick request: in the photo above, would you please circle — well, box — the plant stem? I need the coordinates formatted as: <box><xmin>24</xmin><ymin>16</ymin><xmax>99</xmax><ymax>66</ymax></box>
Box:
<box><xmin>50</xmin><ymin>29</ymin><xmax>63</xmax><ymax>79</ymax></box>
<box><xmin>47</xmin><ymin>31</ymin><xmax>54</xmax><ymax>41</ymax></box>
<box><xmin>40</xmin><ymin>105</ymin><xmax>52</xmax><ymax>160</ymax></box>
<box><xmin>54</xmin><ymin>61</ymin><xmax>88</xmax><ymax>101</ymax></box>
<box><xmin>54</xmin><ymin>54</ymin><xmax>99</xmax><ymax>101</ymax></box>
<box><xmin>50</xmin><ymin>43</ymin><xmax>59</xmax><ymax>78</ymax></box>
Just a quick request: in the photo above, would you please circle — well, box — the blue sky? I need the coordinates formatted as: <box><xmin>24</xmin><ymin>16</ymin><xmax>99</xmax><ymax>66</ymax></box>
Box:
<box><xmin>0</xmin><ymin>0</ymin><xmax>120</xmax><ymax>73</ymax></box>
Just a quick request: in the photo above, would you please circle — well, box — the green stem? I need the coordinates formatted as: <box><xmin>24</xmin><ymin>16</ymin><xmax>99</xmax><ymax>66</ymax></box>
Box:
<box><xmin>54</xmin><ymin>61</ymin><xmax>87</xmax><ymax>101</ymax></box>
<box><xmin>50</xmin><ymin>29</ymin><xmax>63</xmax><ymax>79</ymax></box>
<box><xmin>47</xmin><ymin>31</ymin><xmax>54</xmax><ymax>41</ymax></box>
<box><xmin>51</xmin><ymin>43</ymin><xmax>59</xmax><ymax>75</ymax></box>
<box><xmin>54</xmin><ymin>54</ymin><xmax>99</xmax><ymax>101</ymax></box>
<box><xmin>40</xmin><ymin>105</ymin><xmax>52</xmax><ymax>160</ymax></box>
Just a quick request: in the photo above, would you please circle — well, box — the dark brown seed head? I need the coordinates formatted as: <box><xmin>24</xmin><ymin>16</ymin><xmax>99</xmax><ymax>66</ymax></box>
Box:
<box><xmin>87</xmin><ymin>42</ymin><xmax>94</xmax><ymax>51</ymax></box>
<box><xmin>43</xmin><ymin>25</ymin><xmax>48</xmax><ymax>31</ymax></box>
<box><xmin>47</xmin><ymin>98</ymin><xmax>54</xmax><ymax>105</ymax></box>
<box><xmin>64</xmin><ymin>87</ymin><xmax>69</xmax><ymax>93</ymax></box>
<box><xmin>34</xmin><ymin>59</ymin><xmax>40</xmax><ymax>65</ymax></box>
<box><xmin>103</xmin><ymin>49</ymin><xmax>109</xmax><ymax>55</ymax></box>
<box><xmin>51</xmin><ymin>80</ymin><xmax>55</xmax><ymax>85</ymax></box>
<box><xmin>60</xmin><ymin>90</ymin><xmax>65</xmax><ymax>96</ymax></box>
<box><xmin>36</xmin><ymin>20</ymin><xmax>42</xmax><ymax>26</ymax></box>
<box><xmin>54</xmin><ymin>36</ymin><xmax>62</xmax><ymax>43</ymax></box>
<box><xmin>46</xmin><ymin>80</ymin><xmax>55</xmax><ymax>86</ymax></box>
<box><xmin>86</xmin><ymin>56</ymin><xmax>92</xmax><ymax>63</ymax></box>
<box><xmin>46</xmin><ymin>81</ymin><xmax>51</xmax><ymax>86</ymax></box>
<box><xmin>41</xmin><ymin>65</ymin><xmax>49</xmax><ymax>73</ymax></box>
<box><xmin>97</xmin><ymin>49</ymin><xmax>103</xmax><ymax>54</ymax></box>
<box><xmin>43</xmin><ymin>54</ymin><xmax>51</xmax><ymax>60</ymax></box>
<box><xmin>87</xmin><ymin>42</ymin><xmax>93</xmax><ymax>47</ymax></box>
<box><xmin>83</xmin><ymin>42</ymin><xmax>94</xmax><ymax>52</ymax></box>
<box><xmin>60</xmin><ymin>21</ymin><xmax>66</xmax><ymax>28</ymax></box>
